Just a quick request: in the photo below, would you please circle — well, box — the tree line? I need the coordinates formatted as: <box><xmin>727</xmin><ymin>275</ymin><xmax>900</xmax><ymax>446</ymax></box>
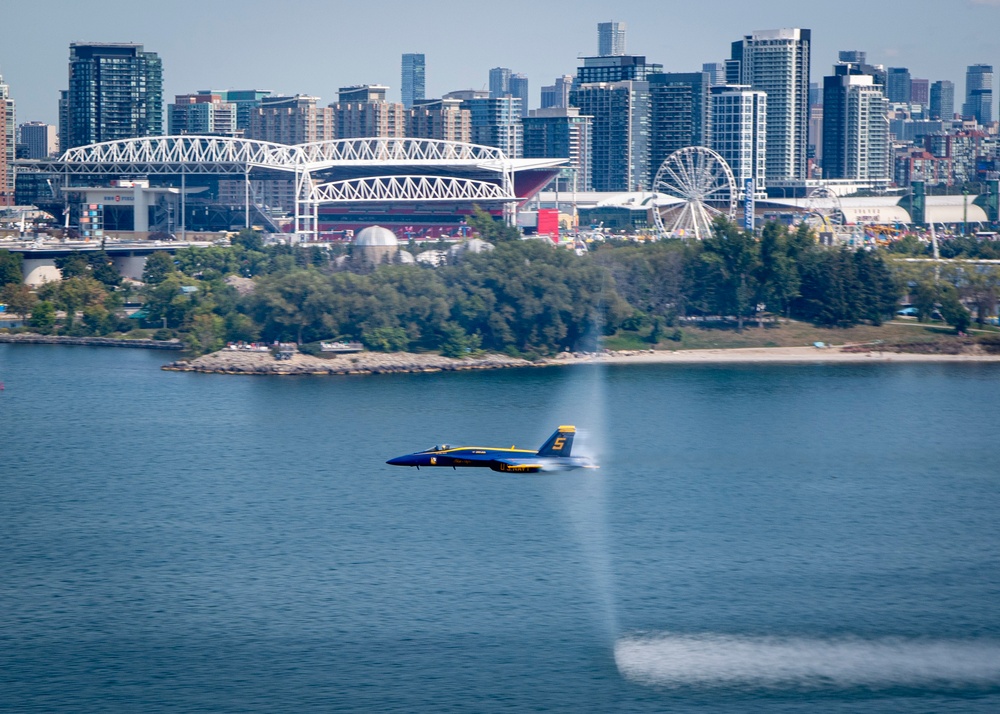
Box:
<box><xmin>3</xmin><ymin>218</ymin><xmax>990</xmax><ymax>356</ymax></box>
<box><xmin>594</xmin><ymin>221</ymin><xmax>899</xmax><ymax>330</ymax></box>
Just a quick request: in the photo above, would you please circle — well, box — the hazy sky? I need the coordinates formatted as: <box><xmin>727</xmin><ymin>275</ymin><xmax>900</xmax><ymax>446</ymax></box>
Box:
<box><xmin>2</xmin><ymin>0</ymin><xmax>997</xmax><ymax>125</ymax></box>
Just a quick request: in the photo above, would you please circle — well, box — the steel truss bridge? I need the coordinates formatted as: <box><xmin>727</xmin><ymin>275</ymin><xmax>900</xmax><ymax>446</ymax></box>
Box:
<box><xmin>40</xmin><ymin>136</ymin><xmax>563</xmax><ymax>239</ymax></box>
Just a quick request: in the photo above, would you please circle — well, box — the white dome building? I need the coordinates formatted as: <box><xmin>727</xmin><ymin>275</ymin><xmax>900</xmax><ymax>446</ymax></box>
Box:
<box><xmin>354</xmin><ymin>225</ymin><xmax>399</xmax><ymax>266</ymax></box>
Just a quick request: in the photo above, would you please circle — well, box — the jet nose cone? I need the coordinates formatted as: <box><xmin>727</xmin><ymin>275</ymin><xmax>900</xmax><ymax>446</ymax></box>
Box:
<box><xmin>386</xmin><ymin>455</ymin><xmax>411</xmax><ymax>466</ymax></box>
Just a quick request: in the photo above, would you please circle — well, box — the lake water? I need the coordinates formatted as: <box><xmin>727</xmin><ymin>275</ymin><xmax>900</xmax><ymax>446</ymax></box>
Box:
<box><xmin>2</xmin><ymin>344</ymin><xmax>1000</xmax><ymax>712</ymax></box>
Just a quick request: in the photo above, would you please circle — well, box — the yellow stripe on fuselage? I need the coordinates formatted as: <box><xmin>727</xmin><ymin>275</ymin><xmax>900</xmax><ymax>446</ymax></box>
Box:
<box><xmin>431</xmin><ymin>446</ymin><xmax>537</xmax><ymax>454</ymax></box>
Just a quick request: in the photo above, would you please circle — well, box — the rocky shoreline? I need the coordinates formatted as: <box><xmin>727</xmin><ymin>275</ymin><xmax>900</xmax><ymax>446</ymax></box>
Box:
<box><xmin>162</xmin><ymin>349</ymin><xmax>539</xmax><ymax>375</ymax></box>
<box><xmin>0</xmin><ymin>333</ymin><xmax>184</xmax><ymax>350</ymax></box>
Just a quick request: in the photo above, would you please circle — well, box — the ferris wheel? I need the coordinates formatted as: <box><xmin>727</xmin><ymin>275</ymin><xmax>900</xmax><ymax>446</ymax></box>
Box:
<box><xmin>803</xmin><ymin>186</ymin><xmax>845</xmax><ymax>231</ymax></box>
<box><xmin>652</xmin><ymin>146</ymin><xmax>738</xmax><ymax>240</ymax></box>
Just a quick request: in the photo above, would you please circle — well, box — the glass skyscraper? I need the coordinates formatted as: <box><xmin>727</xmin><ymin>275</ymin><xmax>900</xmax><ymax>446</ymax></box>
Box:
<box><xmin>509</xmin><ymin>73</ymin><xmax>529</xmax><ymax>116</ymax></box>
<box><xmin>962</xmin><ymin>64</ymin><xmax>993</xmax><ymax>125</ymax></box>
<box><xmin>930</xmin><ymin>80</ymin><xmax>955</xmax><ymax>120</ymax></box>
<box><xmin>597</xmin><ymin>21</ymin><xmax>626</xmax><ymax>57</ymax></box>
<box><xmin>401</xmin><ymin>53</ymin><xmax>425</xmax><ymax>110</ymax></box>
<box><xmin>65</xmin><ymin>43</ymin><xmax>163</xmax><ymax>149</ymax></box>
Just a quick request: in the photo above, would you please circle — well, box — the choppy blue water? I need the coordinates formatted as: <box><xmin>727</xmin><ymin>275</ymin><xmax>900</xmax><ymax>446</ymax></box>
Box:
<box><xmin>2</xmin><ymin>344</ymin><xmax>999</xmax><ymax>712</ymax></box>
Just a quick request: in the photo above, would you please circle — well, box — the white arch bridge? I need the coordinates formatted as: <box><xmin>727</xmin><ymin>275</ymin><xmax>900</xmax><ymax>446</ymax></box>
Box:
<box><xmin>42</xmin><ymin>136</ymin><xmax>564</xmax><ymax>238</ymax></box>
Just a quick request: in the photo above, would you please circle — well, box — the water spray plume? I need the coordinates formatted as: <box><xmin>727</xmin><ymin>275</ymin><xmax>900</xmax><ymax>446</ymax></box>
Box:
<box><xmin>546</xmin><ymin>360</ymin><xmax>616</xmax><ymax>641</ymax></box>
<box><xmin>615</xmin><ymin>632</ymin><xmax>1000</xmax><ymax>691</ymax></box>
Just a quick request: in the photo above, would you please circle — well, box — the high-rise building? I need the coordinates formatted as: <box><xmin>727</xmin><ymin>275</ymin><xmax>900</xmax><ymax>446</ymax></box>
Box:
<box><xmin>197</xmin><ymin>90</ymin><xmax>271</xmax><ymax>132</ymax></box>
<box><xmin>522</xmin><ymin>107</ymin><xmax>593</xmax><ymax>192</ymax></box>
<box><xmin>598</xmin><ymin>21</ymin><xmax>627</xmax><ymax>57</ymax></box>
<box><xmin>822</xmin><ymin>73</ymin><xmax>890</xmax><ymax>181</ymax></box>
<box><xmin>510</xmin><ymin>73</ymin><xmax>529</xmax><ymax>115</ymax></box>
<box><xmin>445</xmin><ymin>91</ymin><xmax>522</xmax><ymax>157</ymax></box>
<box><xmin>886</xmin><ymin>67</ymin><xmax>912</xmax><ymax>103</ymax></box>
<box><xmin>731</xmin><ymin>28</ymin><xmax>811</xmax><ymax>181</ymax></box>
<box><xmin>489</xmin><ymin>67</ymin><xmax>512</xmax><ymax>99</ymax></box>
<box><xmin>0</xmin><ymin>99</ymin><xmax>8</xmax><ymax>205</ymax></box>
<box><xmin>248</xmin><ymin>95</ymin><xmax>335</xmax><ymax>145</ymax></box>
<box><xmin>540</xmin><ymin>75</ymin><xmax>574</xmax><ymax>109</ymax></box>
<box><xmin>910</xmin><ymin>78</ymin><xmax>929</xmax><ymax>107</ymax></box>
<box><xmin>20</xmin><ymin>122</ymin><xmax>59</xmax><ymax>158</ymax></box>
<box><xmin>809</xmin><ymin>82</ymin><xmax>823</xmax><ymax>108</ymax></box>
<box><xmin>576</xmin><ymin>55</ymin><xmax>662</xmax><ymax>85</ymax></box>
<box><xmin>332</xmin><ymin>85</ymin><xmax>405</xmax><ymax>138</ymax></box>
<box><xmin>0</xmin><ymin>73</ymin><xmax>14</xmax><ymax>205</ymax></box>
<box><xmin>724</xmin><ymin>59</ymin><xmax>741</xmax><ymax>86</ymax></box>
<box><xmin>243</xmin><ymin>95</ymin><xmax>335</xmax><ymax>212</ymax></box>
<box><xmin>930</xmin><ymin>80</ymin><xmax>955</xmax><ymax>120</ymax></box>
<box><xmin>809</xmin><ymin>105</ymin><xmax>824</xmax><ymax>167</ymax></box>
<box><xmin>64</xmin><ymin>43</ymin><xmax>163</xmax><ymax>149</ymax></box>
<box><xmin>710</xmin><ymin>85</ymin><xmax>767</xmax><ymax>196</ymax></box>
<box><xmin>962</xmin><ymin>64</ymin><xmax>993</xmax><ymax>125</ymax></box>
<box><xmin>401</xmin><ymin>53</ymin><xmax>426</xmax><ymax>109</ymax></box>
<box><xmin>702</xmin><ymin>63</ymin><xmax>726</xmax><ymax>87</ymax></box>
<box><xmin>168</xmin><ymin>94</ymin><xmax>238</xmax><ymax>136</ymax></box>
<box><xmin>569</xmin><ymin>80</ymin><xmax>650</xmax><ymax>191</ymax></box>
<box><xmin>407</xmin><ymin>98</ymin><xmax>471</xmax><ymax>143</ymax></box>
<box><xmin>836</xmin><ymin>51</ymin><xmax>886</xmax><ymax>88</ymax></box>
<box><xmin>648</xmin><ymin>72</ymin><xmax>711</xmax><ymax>185</ymax></box>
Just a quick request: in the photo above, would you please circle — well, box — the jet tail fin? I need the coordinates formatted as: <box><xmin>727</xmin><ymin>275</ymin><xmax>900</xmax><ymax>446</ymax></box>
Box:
<box><xmin>537</xmin><ymin>425</ymin><xmax>575</xmax><ymax>457</ymax></box>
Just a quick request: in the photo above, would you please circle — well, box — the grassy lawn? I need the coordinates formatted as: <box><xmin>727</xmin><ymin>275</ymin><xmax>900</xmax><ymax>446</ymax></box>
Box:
<box><xmin>604</xmin><ymin>318</ymin><xmax>981</xmax><ymax>351</ymax></box>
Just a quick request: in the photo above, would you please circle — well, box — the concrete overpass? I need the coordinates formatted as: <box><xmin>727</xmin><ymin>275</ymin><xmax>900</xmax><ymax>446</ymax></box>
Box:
<box><xmin>1</xmin><ymin>239</ymin><xmax>217</xmax><ymax>285</ymax></box>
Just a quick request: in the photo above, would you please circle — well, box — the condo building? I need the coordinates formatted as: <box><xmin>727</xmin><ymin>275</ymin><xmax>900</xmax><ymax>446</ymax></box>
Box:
<box><xmin>710</xmin><ymin>85</ymin><xmax>767</xmax><ymax>196</ymax></box>
<box><xmin>731</xmin><ymin>28</ymin><xmax>811</xmax><ymax>182</ymax></box>
<box><xmin>63</xmin><ymin>43</ymin><xmax>163</xmax><ymax>149</ymax></box>
<box><xmin>569</xmin><ymin>80</ymin><xmax>650</xmax><ymax>192</ymax></box>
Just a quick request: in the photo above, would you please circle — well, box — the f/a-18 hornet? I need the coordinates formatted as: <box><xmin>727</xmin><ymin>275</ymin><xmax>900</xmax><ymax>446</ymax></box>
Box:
<box><xmin>386</xmin><ymin>425</ymin><xmax>597</xmax><ymax>473</ymax></box>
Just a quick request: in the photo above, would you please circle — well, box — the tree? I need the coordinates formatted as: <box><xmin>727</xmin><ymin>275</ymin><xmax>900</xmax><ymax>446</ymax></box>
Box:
<box><xmin>30</xmin><ymin>301</ymin><xmax>56</xmax><ymax>333</ymax></box>
<box><xmin>87</xmin><ymin>251</ymin><xmax>123</xmax><ymax>288</ymax></box>
<box><xmin>230</xmin><ymin>229</ymin><xmax>264</xmax><ymax>252</ymax></box>
<box><xmin>36</xmin><ymin>276</ymin><xmax>108</xmax><ymax>330</ymax></box>
<box><xmin>142</xmin><ymin>276</ymin><xmax>199</xmax><ymax>330</ymax></box>
<box><xmin>361</xmin><ymin>326</ymin><xmax>409</xmax><ymax>352</ymax></box>
<box><xmin>701</xmin><ymin>220</ymin><xmax>760</xmax><ymax>331</ymax></box>
<box><xmin>0</xmin><ymin>249</ymin><xmax>24</xmax><ymax>287</ymax></box>
<box><xmin>0</xmin><ymin>283</ymin><xmax>37</xmax><ymax>320</ymax></box>
<box><xmin>142</xmin><ymin>251</ymin><xmax>175</xmax><ymax>285</ymax></box>
<box><xmin>467</xmin><ymin>205</ymin><xmax>522</xmax><ymax>243</ymax></box>
<box><xmin>81</xmin><ymin>305</ymin><xmax>112</xmax><ymax>335</ymax></box>
<box><xmin>224</xmin><ymin>313</ymin><xmax>260</xmax><ymax>343</ymax></box>
<box><xmin>245</xmin><ymin>269</ymin><xmax>335</xmax><ymax>344</ymax></box>
<box><xmin>938</xmin><ymin>283</ymin><xmax>971</xmax><ymax>333</ymax></box>
<box><xmin>962</xmin><ymin>265</ymin><xmax>1000</xmax><ymax>327</ymax></box>
<box><xmin>184</xmin><ymin>313</ymin><xmax>226</xmax><ymax>355</ymax></box>
<box><xmin>795</xmin><ymin>248</ymin><xmax>864</xmax><ymax>327</ymax></box>
<box><xmin>54</xmin><ymin>253</ymin><xmax>90</xmax><ymax>280</ymax></box>
<box><xmin>438</xmin><ymin>321</ymin><xmax>482</xmax><ymax>357</ymax></box>
<box><xmin>757</xmin><ymin>222</ymin><xmax>801</xmax><ymax>319</ymax></box>
<box><xmin>911</xmin><ymin>278</ymin><xmax>939</xmax><ymax>322</ymax></box>
<box><xmin>853</xmin><ymin>250</ymin><xmax>899</xmax><ymax>326</ymax></box>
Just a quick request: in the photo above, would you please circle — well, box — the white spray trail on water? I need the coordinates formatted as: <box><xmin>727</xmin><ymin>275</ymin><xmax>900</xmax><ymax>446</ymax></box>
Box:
<box><xmin>615</xmin><ymin>632</ymin><xmax>1000</xmax><ymax>690</ymax></box>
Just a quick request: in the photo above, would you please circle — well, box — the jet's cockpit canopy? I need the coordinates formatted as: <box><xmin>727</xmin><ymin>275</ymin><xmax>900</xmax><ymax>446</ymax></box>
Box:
<box><xmin>425</xmin><ymin>444</ymin><xmax>452</xmax><ymax>452</ymax></box>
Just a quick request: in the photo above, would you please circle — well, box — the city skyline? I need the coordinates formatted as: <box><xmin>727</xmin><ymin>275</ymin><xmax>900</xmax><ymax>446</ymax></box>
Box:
<box><xmin>2</xmin><ymin>0</ymin><xmax>998</xmax><ymax>126</ymax></box>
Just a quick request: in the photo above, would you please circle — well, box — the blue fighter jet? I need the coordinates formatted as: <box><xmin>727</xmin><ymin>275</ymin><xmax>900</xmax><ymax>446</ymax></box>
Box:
<box><xmin>386</xmin><ymin>425</ymin><xmax>597</xmax><ymax>473</ymax></box>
